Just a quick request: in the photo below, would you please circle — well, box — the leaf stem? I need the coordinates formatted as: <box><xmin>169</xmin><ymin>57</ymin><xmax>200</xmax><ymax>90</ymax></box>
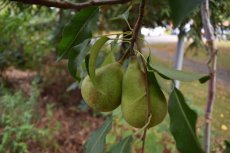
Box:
<box><xmin>123</xmin><ymin>15</ymin><xmax>133</xmax><ymax>31</ymax></box>
<box><xmin>109</xmin><ymin>38</ymin><xmax>132</xmax><ymax>41</ymax></box>
<box><xmin>94</xmin><ymin>31</ymin><xmax>132</xmax><ymax>38</ymax></box>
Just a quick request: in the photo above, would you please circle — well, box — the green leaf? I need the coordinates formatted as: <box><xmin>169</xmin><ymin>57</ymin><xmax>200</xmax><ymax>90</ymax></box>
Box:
<box><xmin>169</xmin><ymin>0</ymin><xmax>202</xmax><ymax>27</ymax></box>
<box><xmin>84</xmin><ymin>116</ymin><xmax>112</xmax><ymax>153</ymax></box>
<box><xmin>109</xmin><ymin>136</ymin><xmax>133</xmax><ymax>153</ymax></box>
<box><xmin>110</xmin><ymin>37</ymin><xmax>120</xmax><ymax>51</ymax></box>
<box><xmin>224</xmin><ymin>141</ymin><xmax>230</xmax><ymax>153</ymax></box>
<box><xmin>168</xmin><ymin>88</ymin><xmax>204</xmax><ymax>153</ymax></box>
<box><xmin>111</xmin><ymin>6</ymin><xmax>131</xmax><ymax>21</ymax></box>
<box><xmin>149</xmin><ymin>63</ymin><xmax>210</xmax><ymax>83</ymax></box>
<box><xmin>57</xmin><ymin>7</ymin><xmax>99</xmax><ymax>59</ymax></box>
<box><xmin>88</xmin><ymin>36</ymin><xmax>109</xmax><ymax>84</ymax></box>
<box><xmin>85</xmin><ymin>54</ymin><xmax>90</xmax><ymax>77</ymax></box>
<box><xmin>101</xmin><ymin>52</ymin><xmax>115</xmax><ymax>67</ymax></box>
<box><xmin>155</xmin><ymin>72</ymin><xmax>171</xmax><ymax>94</ymax></box>
<box><xmin>68</xmin><ymin>39</ymin><xmax>90</xmax><ymax>81</ymax></box>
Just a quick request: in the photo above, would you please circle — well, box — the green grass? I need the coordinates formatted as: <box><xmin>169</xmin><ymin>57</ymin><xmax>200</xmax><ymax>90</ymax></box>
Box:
<box><xmin>180</xmin><ymin>81</ymin><xmax>230</xmax><ymax>140</ymax></box>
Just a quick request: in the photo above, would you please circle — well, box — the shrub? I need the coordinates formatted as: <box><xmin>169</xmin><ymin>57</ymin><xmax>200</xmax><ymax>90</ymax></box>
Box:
<box><xmin>0</xmin><ymin>83</ymin><xmax>58</xmax><ymax>153</ymax></box>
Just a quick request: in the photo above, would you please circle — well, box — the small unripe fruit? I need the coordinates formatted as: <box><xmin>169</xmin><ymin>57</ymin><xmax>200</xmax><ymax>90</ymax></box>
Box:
<box><xmin>81</xmin><ymin>62</ymin><xmax>123</xmax><ymax>112</ymax></box>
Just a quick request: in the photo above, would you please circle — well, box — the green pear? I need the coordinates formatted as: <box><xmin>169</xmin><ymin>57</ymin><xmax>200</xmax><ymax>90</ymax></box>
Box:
<box><xmin>121</xmin><ymin>58</ymin><xmax>167</xmax><ymax>128</ymax></box>
<box><xmin>81</xmin><ymin>62</ymin><xmax>123</xmax><ymax>112</ymax></box>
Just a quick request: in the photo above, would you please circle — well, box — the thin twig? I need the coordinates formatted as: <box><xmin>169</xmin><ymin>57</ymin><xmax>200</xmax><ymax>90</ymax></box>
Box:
<box><xmin>129</xmin><ymin>0</ymin><xmax>146</xmax><ymax>55</ymax></box>
<box><xmin>201</xmin><ymin>0</ymin><xmax>217</xmax><ymax>153</ymax></box>
<box><xmin>10</xmin><ymin>0</ymin><xmax>131</xmax><ymax>11</ymax></box>
<box><xmin>141</xmin><ymin>129</ymin><xmax>147</xmax><ymax>153</ymax></box>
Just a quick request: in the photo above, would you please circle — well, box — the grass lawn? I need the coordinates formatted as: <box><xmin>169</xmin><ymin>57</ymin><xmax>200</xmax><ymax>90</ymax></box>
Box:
<box><xmin>146</xmin><ymin>41</ymin><xmax>230</xmax><ymax>143</ymax></box>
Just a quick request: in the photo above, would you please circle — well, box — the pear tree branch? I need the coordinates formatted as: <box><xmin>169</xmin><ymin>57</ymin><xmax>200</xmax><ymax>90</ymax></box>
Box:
<box><xmin>201</xmin><ymin>0</ymin><xmax>217</xmax><ymax>153</ymax></box>
<box><xmin>10</xmin><ymin>0</ymin><xmax>131</xmax><ymax>11</ymax></box>
<box><xmin>129</xmin><ymin>0</ymin><xmax>146</xmax><ymax>55</ymax></box>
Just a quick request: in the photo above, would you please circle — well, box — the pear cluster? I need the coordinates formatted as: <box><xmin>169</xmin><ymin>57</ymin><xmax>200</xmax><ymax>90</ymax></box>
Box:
<box><xmin>81</xmin><ymin>57</ymin><xmax>167</xmax><ymax>128</ymax></box>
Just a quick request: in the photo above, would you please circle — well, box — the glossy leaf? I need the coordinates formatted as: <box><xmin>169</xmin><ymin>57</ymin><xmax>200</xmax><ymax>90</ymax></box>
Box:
<box><xmin>58</xmin><ymin>7</ymin><xmax>99</xmax><ymax>59</ymax></box>
<box><xmin>85</xmin><ymin>54</ymin><xmax>90</xmax><ymax>76</ymax></box>
<box><xmin>88</xmin><ymin>36</ymin><xmax>109</xmax><ymax>84</ymax></box>
<box><xmin>84</xmin><ymin>116</ymin><xmax>112</xmax><ymax>153</ymax></box>
<box><xmin>146</xmin><ymin>55</ymin><xmax>171</xmax><ymax>94</ymax></box>
<box><xmin>149</xmin><ymin>63</ymin><xmax>210</xmax><ymax>83</ymax></box>
<box><xmin>110</xmin><ymin>37</ymin><xmax>119</xmax><ymax>51</ymax></box>
<box><xmin>168</xmin><ymin>88</ymin><xmax>204</xmax><ymax>153</ymax></box>
<box><xmin>68</xmin><ymin>39</ymin><xmax>90</xmax><ymax>81</ymax></box>
<box><xmin>155</xmin><ymin>72</ymin><xmax>171</xmax><ymax>94</ymax></box>
<box><xmin>224</xmin><ymin>141</ymin><xmax>230</xmax><ymax>153</ymax></box>
<box><xmin>101</xmin><ymin>52</ymin><xmax>115</xmax><ymax>66</ymax></box>
<box><xmin>169</xmin><ymin>0</ymin><xmax>202</xmax><ymax>27</ymax></box>
<box><xmin>110</xmin><ymin>6</ymin><xmax>131</xmax><ymax>21</ymax></box>
<box><xmin>109</xmin><ymin>136</ymin><xmax>133</xmax><ymax>153</ymax></box>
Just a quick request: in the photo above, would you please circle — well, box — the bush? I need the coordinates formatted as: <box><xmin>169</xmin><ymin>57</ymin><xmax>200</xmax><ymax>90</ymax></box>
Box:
<box><xmin>0</xmin><ymin>83</ymin><xmax>58</xmax><ymax>153</ymax></box>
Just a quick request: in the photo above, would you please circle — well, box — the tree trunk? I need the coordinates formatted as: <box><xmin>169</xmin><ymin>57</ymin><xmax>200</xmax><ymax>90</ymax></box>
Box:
<box><xmin>201</xmin><ymin>1</ymin><xmax>217</xmax><ymax>152</ymax></box>
<box><xmin>174</xmin><ymin>33</ymin><xmax>185</xmax><ymax>88</ymax></box>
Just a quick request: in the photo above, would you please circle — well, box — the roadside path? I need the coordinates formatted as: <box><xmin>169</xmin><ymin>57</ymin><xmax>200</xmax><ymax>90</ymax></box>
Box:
<box><xmin>145</xmin><ymin>48</ymin><xmax>230</xmax><ymax>86</ymax></box>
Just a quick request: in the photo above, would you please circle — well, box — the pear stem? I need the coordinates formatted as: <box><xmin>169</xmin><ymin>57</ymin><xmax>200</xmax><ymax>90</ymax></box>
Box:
<box><xmin>119</xmin><ymin>0</ymin><xmax>146</xmax><ymax>62</ymax></box>
<box><xmin>118</xmin><ymin>47</ymin><xmax>130</xmax><ymax>64</ymax></box>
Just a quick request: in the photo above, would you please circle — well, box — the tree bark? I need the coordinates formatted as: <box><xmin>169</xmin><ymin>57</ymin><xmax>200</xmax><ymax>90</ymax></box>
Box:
<box><xmin>201</xmin><ymin>0</ymin><xmax>217</xmax><ymax>153</ymax></box>
<box><xmin>11</xmin><ymin>0</ymin><xmax>131</xmax><ymax>10</ymax></box>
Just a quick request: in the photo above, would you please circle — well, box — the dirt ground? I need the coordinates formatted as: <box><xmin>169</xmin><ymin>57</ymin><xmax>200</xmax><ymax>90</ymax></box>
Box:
<box><xmin>2</xmin><ymin>61</ymin><xmax>103</xmax><ymax>153</ymax></box>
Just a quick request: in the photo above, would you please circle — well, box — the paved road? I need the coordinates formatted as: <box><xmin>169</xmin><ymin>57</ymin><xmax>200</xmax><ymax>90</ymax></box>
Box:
<box><xmin>143</xmin><ymin>35</ymin><xmax>230</xmax><ymax>85</ymax></box>
<box><xmin>144</xmin><ymin>35</ymin><xmax>178</xmax><ymax>44</ymax></box>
